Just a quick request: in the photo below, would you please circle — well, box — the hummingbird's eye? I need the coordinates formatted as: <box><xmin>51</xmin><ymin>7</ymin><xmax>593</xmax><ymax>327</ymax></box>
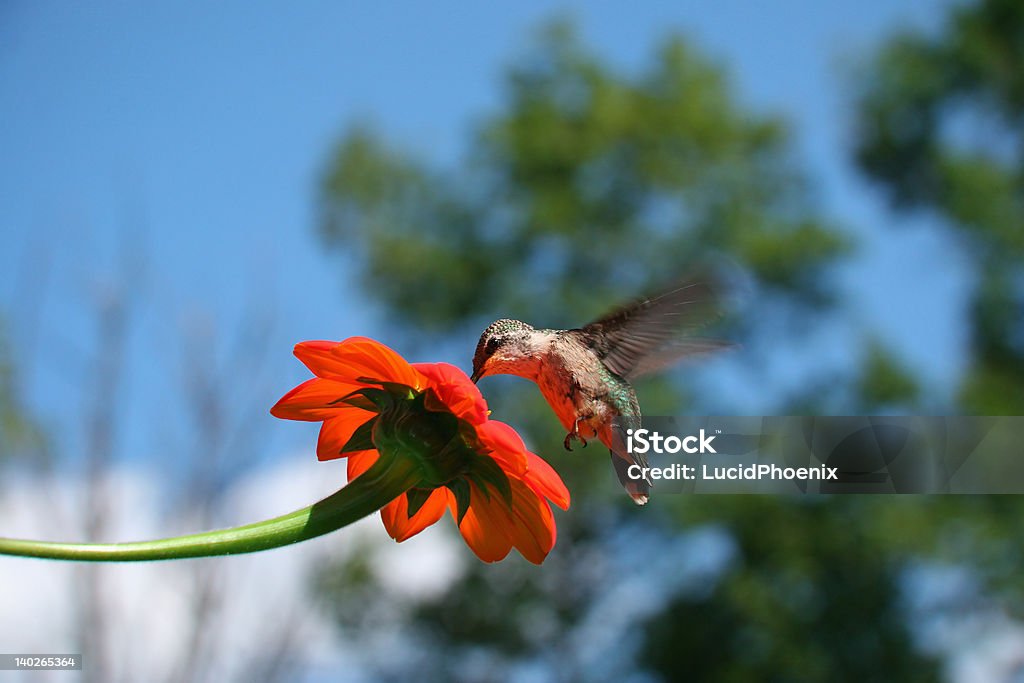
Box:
<box><xmin>485</xmin><ymin>337</ymin><xmax>502</xmax><ymax>355</ymax></box>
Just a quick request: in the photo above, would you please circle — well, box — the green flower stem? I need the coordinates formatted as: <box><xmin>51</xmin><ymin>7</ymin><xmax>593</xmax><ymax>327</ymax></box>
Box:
<box><xmin>0</xmin><ymin>452</ymin><xmax>423</xmax><ymax>562</ymax></box>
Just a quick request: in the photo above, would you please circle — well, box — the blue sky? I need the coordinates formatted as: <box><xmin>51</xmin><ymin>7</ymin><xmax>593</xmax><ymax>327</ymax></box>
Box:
<box><xmin>0</xmin><ymin>1</ymin><xmax>966</xmax><ymax>465</ymax></box>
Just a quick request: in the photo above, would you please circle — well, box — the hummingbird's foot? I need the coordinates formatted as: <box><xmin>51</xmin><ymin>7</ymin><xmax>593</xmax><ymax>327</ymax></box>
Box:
<box><xmin>563</xmin><ymin>416</ymin><xmax>590</xmax><ymax>451</ymax></box>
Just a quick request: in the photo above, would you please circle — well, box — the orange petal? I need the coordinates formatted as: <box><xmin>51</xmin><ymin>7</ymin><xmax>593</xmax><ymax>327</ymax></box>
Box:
<box><xmin>270</xmin><ymin>378</ymin><xmax>362</xmax><ymax>421</ymax></box>
<box><xmin>346</xmin><ymin>449</ymin><xmax>379</xmax><ymax>481</ymax></box>
<box><xmin>379</xmin><ymin>488</ymin><xmax>450</xmax><ymax>542</ymax></box>
<box><xmin>292</xmin><ymin>341</ymin><xmax>350</xmax><ymax>379</ymax></box>
<box><xmin>414</xmin><ymin>362</ymin><xmax>489</xmax><ymax>425</ymax></box>
<box><xmin>523</xmin><ymin>452</ymin><xmax>571</xmax><ymax>510</ymax></box>
<box><xmin>454</xmin><ymin>482</ymin><xmax>514</xmax><ymax>563</ymax></box>
<box><xmin>295</xmin><ymin>338</ymin><xmax>424</xmax><ymax>389</ymax></box>
<box><xmin>505</xmin><ymin>477</ymin><xmax>557</xmax><ymax>564</ymax></box>
<box><xmin>474</xmin><ymin>420</ymin><xmax>529</xmax><ymax>477</ymax></box>
<box><xmin>316</xmin><ymin>409</ymin><xmax>376</xmax><ymax>461</ymax></box>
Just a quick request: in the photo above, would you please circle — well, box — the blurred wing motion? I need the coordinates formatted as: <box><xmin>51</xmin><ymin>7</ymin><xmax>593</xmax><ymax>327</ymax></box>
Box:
<box><xmin>577</xmin><ymin>276</ymin><xmax>733</xmax><ymax>380</ymax></box>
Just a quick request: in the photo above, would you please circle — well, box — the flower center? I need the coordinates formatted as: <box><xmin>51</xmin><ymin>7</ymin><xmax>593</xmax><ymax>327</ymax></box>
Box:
<box><xmin>371</xmin><ymin>394</ymin><xmax>476</xmax><ymax>489</ymax></box>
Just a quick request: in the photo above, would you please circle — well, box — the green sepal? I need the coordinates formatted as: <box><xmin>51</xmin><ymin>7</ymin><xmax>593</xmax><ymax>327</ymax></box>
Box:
<box><xmin>447</xmin><ymin>479</ymin><xmax>472</xmax><ymax>525</ymax></box>
<box><xmin>340</xmin><ymin>418</ymin><xmax>376</xmax><ymax>453</ymax></box>
<box><xmin>356</xmin><ymin>377</ymin><xmax>416</xmax><ymax>399</ymax></box>
<box><xmin>334</xmin><ymin>394</ymin><xmax>377</xmax><ymax>411</ymax></box>
<box><xmin>405</xmin><ymin>488</ymin><xmax>433</xmax><ymax>518</ymax></box>
<box><xmin>468</xmin><ymin>457</ymin><xmax>513</xmax><ymax>510</ymax></box>
<box><xmin>332</xmin><ymin>387</ymin><xmax>393</xmax><ymax>411</ymax></box>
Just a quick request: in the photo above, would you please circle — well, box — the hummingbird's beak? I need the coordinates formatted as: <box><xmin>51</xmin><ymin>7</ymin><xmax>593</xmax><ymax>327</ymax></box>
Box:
<box><xmin>471</xmin><ymin>367</ymin><xmax>483</xmax><ymax>383</ymax></box>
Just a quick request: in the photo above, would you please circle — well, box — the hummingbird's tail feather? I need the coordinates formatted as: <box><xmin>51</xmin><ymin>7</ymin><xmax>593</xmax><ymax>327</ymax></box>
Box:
<box><xmin>604</xmin><ymin>416</ymin><xmax>651</xmax><ymax>504</ymax></box>
<box><xmin>609</xmin><ymin>450</ymin><xmax>651</xmax><ymax>505</ymax></box>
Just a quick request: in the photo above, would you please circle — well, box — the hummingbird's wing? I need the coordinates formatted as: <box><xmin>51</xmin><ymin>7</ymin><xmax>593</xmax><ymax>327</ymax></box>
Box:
<box><xmin>626</xmin><ymin>337</ymin><xmax>735</xmax><ymax>378</ymax></box>
<box><xmin>577</xmin><ymin>277</ymin><xmax>731</xmax><ymax>380</ymax></box>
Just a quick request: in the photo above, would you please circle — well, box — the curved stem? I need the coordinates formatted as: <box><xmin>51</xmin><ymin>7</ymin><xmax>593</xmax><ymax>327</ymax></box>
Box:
<box><xmin>0</xmin><ymin>453</ymin><xmax>422</xmax><ymax>562</ymax></box>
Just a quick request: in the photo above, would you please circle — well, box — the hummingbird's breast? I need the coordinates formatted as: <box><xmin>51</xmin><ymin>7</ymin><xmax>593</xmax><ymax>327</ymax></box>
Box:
<box><xmin>535</xmin><ymin>334</ymin><xmax>634</xmax><ymax>440</ymax></box>
<box><xmin>535</xmin><ymin>363</ymin><xmax>587</xmax><ymax>434</ymax></box>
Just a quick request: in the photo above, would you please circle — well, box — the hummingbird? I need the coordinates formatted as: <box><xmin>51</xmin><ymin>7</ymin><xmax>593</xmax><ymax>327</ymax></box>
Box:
<box><xmin>470</xmin><ymin>277</ymin><xmax>730</xmax><ymax>505</ymax></box>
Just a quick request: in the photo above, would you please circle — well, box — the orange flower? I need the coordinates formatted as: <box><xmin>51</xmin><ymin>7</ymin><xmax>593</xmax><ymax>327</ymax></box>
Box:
<box><xmin>271</xmin><ymin>337</ymin><xmax>570</xmax><ymax>564</ymax></box>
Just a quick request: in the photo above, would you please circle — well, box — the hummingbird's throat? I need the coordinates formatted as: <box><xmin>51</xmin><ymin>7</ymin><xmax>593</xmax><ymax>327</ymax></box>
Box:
<box><xmin>485</xmin><ymin>355</ymin><xmax>544</xmax><ymax>382</ymax></box>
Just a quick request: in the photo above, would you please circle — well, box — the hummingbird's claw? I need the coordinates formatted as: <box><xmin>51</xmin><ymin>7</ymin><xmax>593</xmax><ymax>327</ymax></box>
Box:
<box><xmin>564</xmin><ymin>416</ymin><xmax>590</xmax><ymax>451</ymax></box>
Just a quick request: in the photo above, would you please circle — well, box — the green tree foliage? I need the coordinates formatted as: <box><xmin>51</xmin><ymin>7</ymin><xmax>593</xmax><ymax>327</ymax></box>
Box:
<box><xmin>310</xmin><ymin>21</ymin><xmax>971</xmax><ymax>683</ymax></box>
<box><xmin>857</xmin><ymin>341</ymin><xmax>919</xmax><ymax>410</ymax></box>
<box><xmin>854</xmin><ymin>0</ymin><xmax>1024</xmax><ymax>414</ymax></box>
<box><xmin>320</xmin><ymin>22</ymin><xmax>847</xmax><ymax>336</ymax></box>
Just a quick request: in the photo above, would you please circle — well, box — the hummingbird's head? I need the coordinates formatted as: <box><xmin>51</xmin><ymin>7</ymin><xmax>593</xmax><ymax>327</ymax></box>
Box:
<box><xmin>471</xmin><ymin>319</ymin><xmax>539</xmax><ymax>383</ymax></box>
